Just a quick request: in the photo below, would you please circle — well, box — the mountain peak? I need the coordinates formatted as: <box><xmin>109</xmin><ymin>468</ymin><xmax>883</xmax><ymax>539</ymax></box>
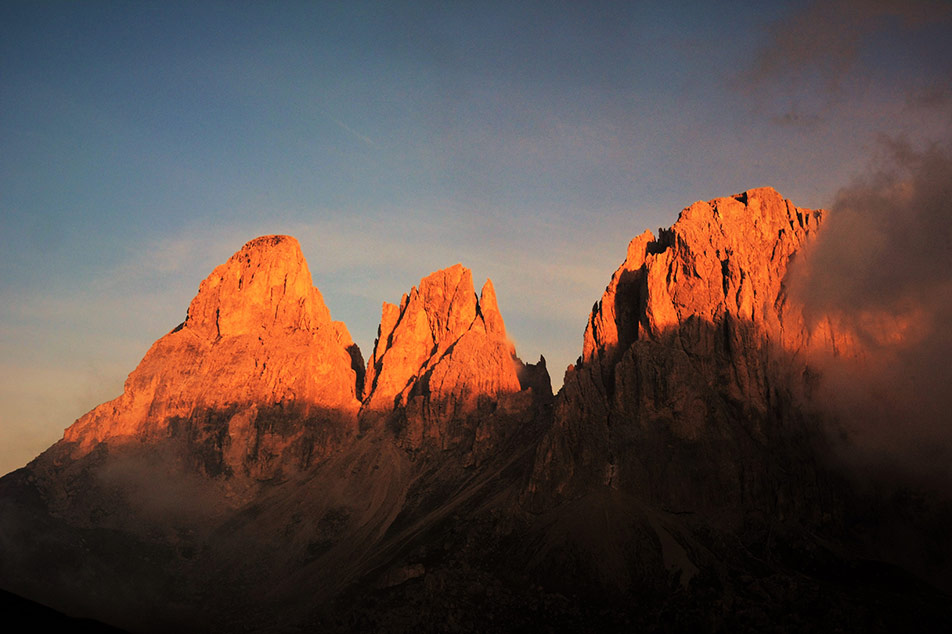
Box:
<box><xmin>582</xmin><ymin>187</ymin><xmax>825</xmax><ymax>368</ymax></box>
<box><xmin>361</xmin><ymin>264</ymin><xmax>541</xmax><ymax>452</ymax></box>
<box><xmin>364</xmin><ymin>263</ymin><xmax>485</xmax><ymax>413</ymax></box>
<box><xmin>185</xmin><ymin>234</ymin><xmax>332</xmax><ymax>339</ymax></box>
<box><xmin>7</xmin><ymin>193</ymin><xmax>949</xmax><ymax>634</ymax></box>
<box><xmin>415</xmin><ymin>263</ymin><xmax>479</xmax><ymax>353</ymax></box>
<box><xmin>478</xmin><ymin>278</ymin><xmax>507</xmax><ymax>337</ymax></box>
<box><xmin>61</xmin><ymin>235</ymin><xmax>361</xmax><ymax>475</ymax></box>
<box><xmin>535</xmin><ymin>186</ymin><xmax>834</xmax><ymax>514</ymax></box>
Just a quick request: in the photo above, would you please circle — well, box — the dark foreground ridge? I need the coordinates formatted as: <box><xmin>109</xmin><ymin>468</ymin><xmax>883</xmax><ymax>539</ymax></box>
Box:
<box><xmin>1</xmin><ymin>188</ymin><xmax>949</xmax><ymax>633</ymax></box>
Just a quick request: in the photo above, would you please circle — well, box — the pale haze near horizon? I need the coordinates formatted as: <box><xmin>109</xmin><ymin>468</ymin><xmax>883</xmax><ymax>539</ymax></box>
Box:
<box><xmin>1</xmin><ymin>1</ymin><xmax>950</xmax><ymax>475</ymax></box>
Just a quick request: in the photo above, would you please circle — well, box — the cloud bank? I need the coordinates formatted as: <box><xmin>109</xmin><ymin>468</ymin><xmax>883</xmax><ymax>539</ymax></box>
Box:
<box><xmin>790</xmin><ymin>140</ymin><xmax>952</xmax><ymax>488</ymax></box>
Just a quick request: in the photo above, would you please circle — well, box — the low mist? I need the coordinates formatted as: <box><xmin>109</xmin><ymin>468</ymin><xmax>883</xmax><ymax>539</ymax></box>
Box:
<box><xmin>789</xmin><ymin>140</ymin><xmax>952</xmax><ymax>490</ymax></box>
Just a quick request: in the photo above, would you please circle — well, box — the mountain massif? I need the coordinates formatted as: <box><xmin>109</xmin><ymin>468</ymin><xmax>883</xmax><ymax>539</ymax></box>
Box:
<box><xmin>1</xmin><ymin>188</ymin><xmax>949</xmax><ymax>633</ymax></box>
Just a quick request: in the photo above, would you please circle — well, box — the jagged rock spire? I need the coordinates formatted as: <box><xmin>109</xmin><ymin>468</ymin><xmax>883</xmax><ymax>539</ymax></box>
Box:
<box><xmin>362</xmin><ymin>264</ymin><xmax>532</xmax><ymax>452</ymax></box>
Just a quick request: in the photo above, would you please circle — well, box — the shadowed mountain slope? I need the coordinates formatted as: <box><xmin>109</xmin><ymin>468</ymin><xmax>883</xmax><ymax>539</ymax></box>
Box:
<box><xmin>1</xmin><ymin>191</ymin><xmax>949</xmax><ymax>633</ymax></box>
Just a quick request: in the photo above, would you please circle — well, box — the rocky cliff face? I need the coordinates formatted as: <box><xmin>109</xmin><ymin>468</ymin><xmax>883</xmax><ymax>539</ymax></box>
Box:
<box><xmin>362</xmin><ymin>264</ymin><xmax>548</xmax><ymax>456</ymax></box>
<box><xmin>529</xmin><ymin>187</ymin><xmax>846</xmax><ymax>525</ymax></box>
<box><xmin>56</xmin><ymin>246</ymin><xmax>547</xmax><ymax>478</ymax></box>
<box><xmin>61</xmin><ymin>235</ymin><xmax>363</xmax><ymax>479</ymax></box>
<box><xmin>2</xmin><ymin>197</ymin><xmax>949</xmax><ymax>634</ymax></box>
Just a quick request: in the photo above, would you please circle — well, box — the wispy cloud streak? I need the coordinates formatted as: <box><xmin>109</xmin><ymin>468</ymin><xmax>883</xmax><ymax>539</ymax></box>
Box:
<box><xmin>324</xmin><ymin>112</ymin><xmax>375</xmax><ymax>147</ymax></box>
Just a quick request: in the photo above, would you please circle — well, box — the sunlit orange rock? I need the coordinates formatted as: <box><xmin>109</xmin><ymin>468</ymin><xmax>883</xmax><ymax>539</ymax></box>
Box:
<box><xmin>529</xmin><ymin>187</ymin><xmax>846</xmax><ymax>523</ymax></box>
<box><xmin>362</xmin><ymin>264</ymin><xmax>545</xmax><ymax>454</ymax></box>
<box><xmin>581</xmin><ymin>188</ymin><xmax>840</xmax><ymax>364</ymax></box>
<box><xmin>3</xmin><ymin>198</ymin><xmax>949</xmax><ymax>634</ymax></box>
<box><xmin>62</xmin><ymin>235</ymin><xmax>363</xmax><ymax>478</ymax></box>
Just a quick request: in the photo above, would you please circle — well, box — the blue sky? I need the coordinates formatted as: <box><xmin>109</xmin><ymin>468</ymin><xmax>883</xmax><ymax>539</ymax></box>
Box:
<box><xmin>2</xmin><ymin>0</ymin><xmax>950</xmax><ymax>474</ymax></box>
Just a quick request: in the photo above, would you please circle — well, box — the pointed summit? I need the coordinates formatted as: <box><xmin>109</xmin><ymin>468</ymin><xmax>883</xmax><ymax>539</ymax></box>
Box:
<box><xmin>185</xmin><ymin>235</ymin><xmax>332</xmax><ymax>339</ymax></box>
<box><xmin>416</xmin><ymin>263</ymin><xmax>479</xmax><ymax>349</ymax></box>
<box><xmin>363</xmin><ymin>264</ymin><xmax>484</xmax><ymax>413</ymax></box>
<box><xmin>362</xmin><ymin>264</ymin><xmax>543</xmax><ymax>453</ymax></box>
<box><xmin>478</xmin><ymin>278</ymin><xmax>506</xmax><ymax>337</ymax></box>
<box><xmin>61</xmin><ymin>235</ymin><xmax>362</xmax><ymax>478</ymax></box>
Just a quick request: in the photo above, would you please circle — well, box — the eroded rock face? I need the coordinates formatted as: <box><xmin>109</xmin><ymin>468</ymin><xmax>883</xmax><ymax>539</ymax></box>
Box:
<box><xmin>529</xmin><ymin>187</ymin><xmax>845</xmax><ymax>524</ymax></box>
<box><xmin>3</xmin><ymin>205</ymin><xmax>950</xmax><ymax>634</ymax></box>
<box><xmin>362</xmin><ymin>264</ymin><xmax>547</xmax><ymax>454</ymax></box>
<box><xmin>62</xmin><ymin>235</ymin><xmax>363</xmax><ymax>479</ymax></box>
